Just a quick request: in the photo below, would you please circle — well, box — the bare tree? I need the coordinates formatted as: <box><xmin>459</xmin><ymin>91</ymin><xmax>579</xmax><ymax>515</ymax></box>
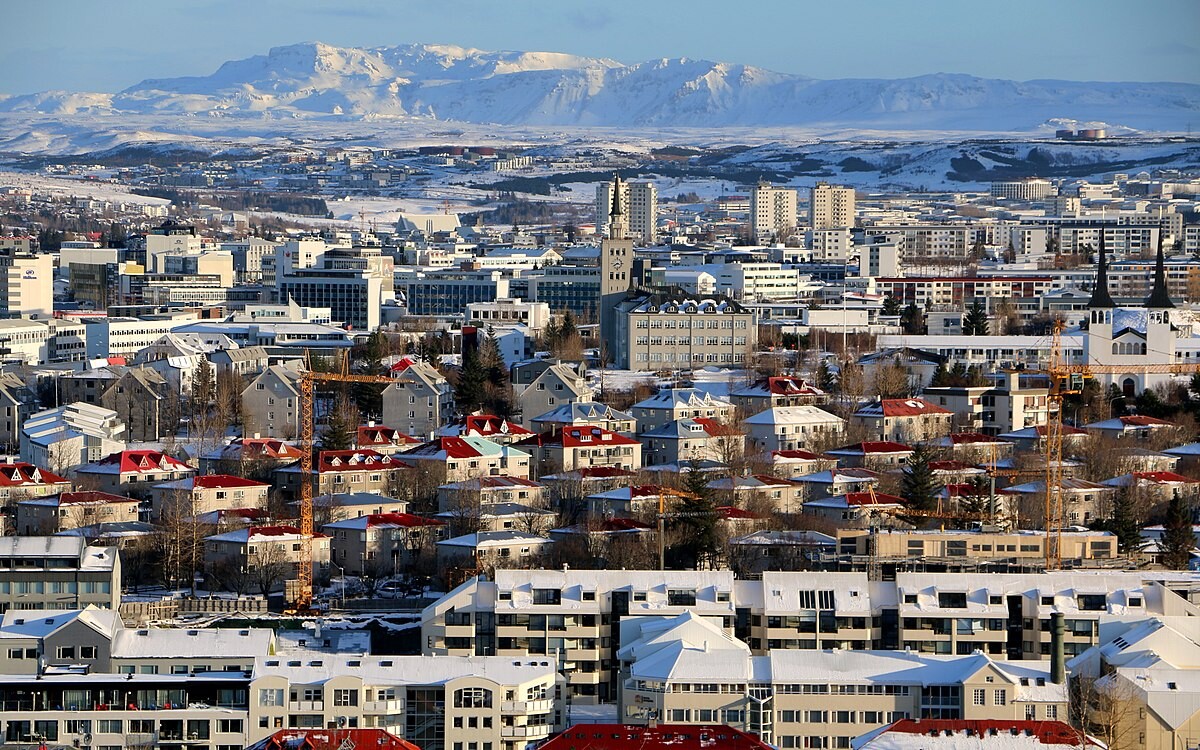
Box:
<box><xmin>249</xmin><ymin>543</ymin><xmax>292</xmax><ymax>596</ymax></box>
<box><xmin>207</xmin><ymin>557</ymin><xmax>253</xmax><ymax>596</ymax></box>
<box><xmin>1071</xmin><ymin>675</ymin><xmax>1143</xmax><ymax>750</ymax></box>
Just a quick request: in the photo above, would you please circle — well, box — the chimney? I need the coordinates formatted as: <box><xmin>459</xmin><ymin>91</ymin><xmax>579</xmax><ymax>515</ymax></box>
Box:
<box><xmin>1050</xmin><ymin>612</ymin><xmax>1065</xmax><ymax>684</ymax></box>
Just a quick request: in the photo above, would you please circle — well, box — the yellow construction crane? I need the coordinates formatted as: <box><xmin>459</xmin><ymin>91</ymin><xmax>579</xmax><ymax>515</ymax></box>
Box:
<box><xmin>287</xmin><ymin>352</ymin><xmax>395</xmax><ymax>614</ymax></box>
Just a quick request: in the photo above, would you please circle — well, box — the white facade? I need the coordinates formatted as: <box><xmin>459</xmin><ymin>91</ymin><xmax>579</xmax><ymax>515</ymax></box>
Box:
<box><xmin>596</xmin><ymin>180</ymin><xmax>657</xmax><ymax>244</ymax></box>
<box><xmin>990</xmin><ymin>179</ymin><xmax>1054</xmax><ymax>201</ymax></box>
<box><xmin>1</xmin><ymin>252</ymin><xmax>52</xmax><ymax>318</ymax></box>
<box><xmin>751</xmin><ymin>182</ymin><xmax>798</xmax><ymax>240</ymax></box>
<box><xmin>810</xmin><ymin>182</ymin><xmax>856</xmax><ymax>230</ymax></box>
<box><xmin>466</xmin><ymin>298</ymin><xmax>551</xmax><ymax>332</ymax></box>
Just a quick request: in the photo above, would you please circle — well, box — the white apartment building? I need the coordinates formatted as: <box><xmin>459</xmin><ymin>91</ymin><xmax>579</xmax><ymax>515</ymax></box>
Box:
<box><xmin>751</xmin><ymin>182</ymin><xmax>798</xmax><ymax>241</ymax></box>
<box><xmin>808</xmin><ymin>228</ymin><xmax>853</xmax><ymax>262</ymax></box>
<box><xmin>20</xmin><ymin>402</ymin><xmax>127</xmax><ymax>472</ymax></box>
<box><xmin>990</xmin><ymin>179</ymin><xmax>1054</xmax><ymax>201</ymax></box>
<box><xmin>82</xmin><ymin>313</ymin><xmax>200</xmax><ymax>359</ymax></box>
<box><xmin>705</xmin><ymin>263</ymin><xmax>808</xmax><ymax>302</ymax></box>
<box><xmin>596</xmin><ymin>180</ymin><xmax>658</xmax><ymax>244</ymax></box>
<box><xmin>810</xmin><ymin>182</ymin><xmax>856</xmax><ymax>230</ymax></box>
<box><xmin>466</xmin><ymin>298</ymin><xmax>551</xmax><ymax>332</ymax></box>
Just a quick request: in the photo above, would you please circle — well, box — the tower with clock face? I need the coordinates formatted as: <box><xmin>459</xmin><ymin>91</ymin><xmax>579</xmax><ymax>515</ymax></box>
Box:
<box><xmin>599</xmin><ymin>174</ymin><xmax>635</xmax><ymax>359</ymax></box>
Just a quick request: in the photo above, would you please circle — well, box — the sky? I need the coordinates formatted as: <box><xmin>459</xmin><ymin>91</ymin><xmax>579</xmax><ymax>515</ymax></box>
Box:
<box><xmin>3</xmin><ymin>0</ymin><xmax>1199</xmax><ymax>94</ymax></box>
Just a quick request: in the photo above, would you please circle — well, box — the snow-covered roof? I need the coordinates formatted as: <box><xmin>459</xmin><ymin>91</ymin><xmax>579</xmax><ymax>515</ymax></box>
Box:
<box><xmin>113</xmin><ymin>626</ymin><xmax>274</xmax><ymax>660</ymax></box>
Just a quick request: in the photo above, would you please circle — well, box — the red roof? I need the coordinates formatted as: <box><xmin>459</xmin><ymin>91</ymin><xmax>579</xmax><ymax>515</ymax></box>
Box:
<box><xmin>461</xmin><ymin>414</ymin><xmax>532</xmax><ymax>436</ymax></box>
<box><xmin>1119</xmin><ymin>415</ymin><xmax>1174</xmax><ymax>427</ymax></box>
<box><xmin>249</xmin><ymin>728</ymin><xmax>419</xmax><ymax>750</ymax></box>
<box><xmin>218</xmin><ymin>508</ymin><xmax>271</xmax><ymax>520</ymax></box>
<box><xmin>388</xmin><ymin>356</ymin><xmax>419</xmax><ymax>373</ymax></box>
<box><xmin>0</xmin><ymin>463</ymin><xmax>69</xmax><ymax>487</ymax></box>
<box><xmin>573</xmin><ymin>466</ymin><xmax>637</xmax><ymax>479</ymax></box>
<box><xmin>56</xmin><ymin>491</ymin><xmax>136</xmax><ymax>506</ymax></box>
<box><xmin>540</xmin><ymin>725</ymin><xmax>773</xmax><ymax>750</ymax></box>
<box><xmin>1132</xmin><ymin>471</ymin><xmax>1200</xmax><ymax>484</ymax></box>
<box><xmin>405</xmin><ymin>437</ymin><xmax>488</xmax><ymax>460</ymax></box>
<box><xmin>693</xmin><ymin>417</ymin><xmax>742</xmax><ymax>437</ymax></box>
<box><xmin>357</xmin><ymin>425</ymin><xmax>418</xmax><ymax>446</ymax></box>
<box><xmin>876</xmin><ymin>398</ymin><xmax>953</xmax><ymax>416</ymax></box>
<box><xmin>843</xmin><ymin>491</ymin><xmax>906</xmax><ymax>506</ymax></box>
<box><xmin>558</xmin><ymin>426</ymin><xmax>639</xmax><ymax>448</ymax></box>
<box><xmin>363</xmin><ymin>512</ymin><xmax>444</xmax><ymax>528</ymax></box>
<box><xmin>317</xmin><ymin>450</ymin><xmax>406</xmax><ymax>473</ymax></box>
<box><xmin>765</xmin><ymin>376</ymin><xmax>824</xmax><ymax>396</ymax></box>
<box><xmin>1032</xmin><ymin>424</ymin><xmax>1087</xmax><ymax>436</ymax></box>
<box><xmin>832</xmin><ymin>441</ymin><xmax>913</xmax><ymax>454</ymax></box>
<box><xmin>97</xmin><ymin>450</ymin><xmax>191</xmax><ymax>474</ymax></box>
<box><xmin>929</xmin><ymin>460</ymin><xmax>977</xmax><ymax>472</ymax></box>
<box><xmin>193</xmin><ymin>474</ymin><xmax>269</xmax><ymax>489</ymax></box>
<box><xmin>942</xmin><ymin>483</ymin><xmax>989</xmax><ymax>497</ymax></box>
<box><xmin>949</xmin><ymin>432</ymin><xmax>1004</xmax><ymax>445</ymax></box>
<box><xmin>717</xmin><ymin>505</ymin><xmax>762</xmax><ymax>519</ymax></box>
<box><xmin>873</xmin><ymin>719</ymin><xmax>1099</xmax><ymax>748</ymax></box>
<box><xmin>625</xmin><ymin>485</ymin><xmax>695</xmax><ymax>500</ymax></box>
<box><xmin>238</xmin><ymin>438</ymin><xmax>303</xmax><ymax>459</ymax></box>
<box><xmin>246</xmin><ymin>524</ymin><xmax>327</xmax><ymax>539</ymax></box>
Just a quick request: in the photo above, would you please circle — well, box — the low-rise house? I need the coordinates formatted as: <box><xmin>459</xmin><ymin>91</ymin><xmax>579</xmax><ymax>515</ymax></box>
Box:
<box><xmin>514</xmin><ymin>360</ymin><xmax>593</xmax><ymax>429</ymax></box>
<box><xmin>730</xmin><ymin>376</ymin><xmax>826</xmax><ymax>413</ymax></box>
<box><xmin>0</xmin><ymin>462</ymin><xmax>71</xmax><ymax>508</ymax></box>
<box><xmin>324</xmin><ymin>513</ymin><xmax>446</xmax><ymax>575</ymax></box>
<box><xmin>852</xmin><ymin>398</ymin><xmax>954</xmax><ymax>443</ymax></box>
<box><xmin>827</xmin><ymin>441</ymin><xmax>914</xmax><ymax>470</ymax></box>
<box><xmin>743</xmin><ymin>405</ymin><xmax>845</xmax><ymax>453</ymax></box>
<box><xmin>549</xmin><ymin>517</ymin><xmax>654</xmax><ymax>560</ymax></box>
<box><xmin>516</xmin><ymin>426</ymin><xmax>642</xmax><ymax>474</ymax></box>
<box><xmin>539</xmin><ymin>466</ymin><xmax>638</xmax><ymax>498</ymax></box>
<box><xmin>209</xmin><ymin>344</ymin><xmax>270</xmax><ymax>378</ymax></box>
<box><xmin>241</xmin><ymin>363</ymin><xmax>303</xmax><ymax>439</ymax></box>
<box><xmin>707</xmin><ymin>474</ymin><xmax>804</xmax><ymax>514</ymax></box>
<box><xmin>1101</xmin><ymin>471</ymin><xmax>1200</xmax><ymax>506</ymax></box>
<box><xmin>857</xmin><ymin>719</ymin><xmax>1098</xmax><ymax>750</ymax></box>
<box><xmin>639</xmin><ymin>417</ymin><xmax>744</xmax><ymax>467</ymax></box>
<box><xmin>275</xmin><ymin>449</ymin><xmax>410</xmax><ymax>501</ymax></box>
<box><xmin>102</xmin><ymin>367</ymin><xmax>172</xmax><ymax>441</ymax></box>
<box><xmin>150</xmin><ymin>474</ymin><xmax>271</xmax><ymax>523</ymax></box>
<box><xmin>998</xmin><ymin>424</ymin><xmax>1090</xmax><ymax>454</ymax></box>
<box><xmin>435</xmin><ymin>501</ymin><xmax>557</xmax><ymax>535</ymax></box>
<box><xmin>355</xmin><ymin>423</ymin><xmax>419</xmax><ymax>455</ymax></box>
<box><xmin>1163</xmin><ymin>441</ymin><xmax>1200</xmax><ymax>475</ymax></box>
<box><xmin>20</xmin><ymin>402</ymin><xmax>127</xmax><ymax>473</ymax></box>
<box><xmin>436</xmin><ymin>530</ymin><xmax>554</xmax><ymax>568</ymax></box>
<box><xmin>1084</xmin><ymin>414</ymin><xmax>1178</xmax><ymax>440</ymax></box>
<box><xmin>73</xmin><ymin>449</ymin><xmax>194</xmax><ymax>499</ymax></box>
<box><xmin>16</xmin><ymin>491</ymin><xmax>140</xmax><ymax>535</ymax></box>
<box><xmin>631</xmin><ymin>388</ymin><xmax>733</xmax><ymax>433</ymax></box>
<box><xmin>204</xmin><ymin>525</ymin><xmax>331</xmax><ymax>593</ymax></box>
<box><xmin>381</xmin><ymin>357</ymin><xmax>455</xmax><ymax>439</ymax></box>
<box><xmin>437</xmin><ymin>413</ymin><xmax>533</xmax><ymax>445</ymax></box>
<box><xmin>401</xmin><ymin>437</ymin><xmax>532</xmax><ymax>482</ymax></box>
<box><xmin>925</xmin><ymin>432</ymin><xmax>1014</xmax><ymax>464</ymax></box>
<box><xmin>857</xmin><ymin>346</ymin><xmax>945</xmax><ymax>392</ymax></box>
<box><xmin>436</xmin><ymin>475</ymin><xmax>545</xmax><ymax>512</ymax></box>
<box><xmin>928</xmin><ymin>460</ymin><xmax>988</xmax><ymax>484</ymax></box>
<box><xmin>293</xmin><ymin>491</ymin><xmax>410</xmax><ymax>524</ymax></box>
<box><xmin>769</xmin><ymin>449</ymin><xmax>838</xmax><ymax>476</ymax></box>
<box><xmin>999</xmin><ymin>479</ymin><xmax>1116</xmax><ymax>526</ymax></box>
<box><xmin>792</xmin><ymin>467</ymin><xmax>880</xmax><ymax>499</ymax></box>
<box><xmin>803</xmin><ymin>491</ymin><xmax>910</xmax><ymax>529</ymax></box>
<box><xmin>530</xmin><ymin>401</ymin><xmax>636</xmax><ymax>436</ymax></box>
<box><xmin>198</xmin><ymin>436</ymin><xmax>303</xmax><ymax>475</ymax></box>
<box><xmin>0</xmin><ymin>536</ymin><xmax>120</xmax><ymax>609</ymax></box>
<box><xmin>586</xmin><ymin>485</ymin><xmax>693</xmax><ymax>518</ymax></box>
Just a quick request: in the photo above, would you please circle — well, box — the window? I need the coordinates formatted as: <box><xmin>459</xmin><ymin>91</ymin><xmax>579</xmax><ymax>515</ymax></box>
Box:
<box><xmin>333</xmin><ymin>689</ymin><xmax>358</xmax><ymax>707</ymax></box>
<box><xmin>80</xmin><ymin>645</ymin><xmax>96</xmax><ymax>659</ymax></box>
<box><xmin>973</xmin><ymin>689</ymin><xmax>986</xmax><ymax>706</ymax></box>
<box><xmin>994</xmin><ymin>689</ymin><xmax>1006</xmax><ymax>706</ymax></box>
<box><xmin>259</xmin><ymin>688</ymin><xmax>284</xmax><ymax>707</ymax></box>
<box><xmin>55</xmin><ymin>646</ymin><xmax>75</xmax><ymax>659</ymax></box>
<box><xmin>218</xmin><ymin>719</ymin><xmax>243</xmax><ymax>733</ymax></box>
<box><xmin>454</xmin><ymin>687</ymin><xmax>493</xmax><ymax>708</ymax></box>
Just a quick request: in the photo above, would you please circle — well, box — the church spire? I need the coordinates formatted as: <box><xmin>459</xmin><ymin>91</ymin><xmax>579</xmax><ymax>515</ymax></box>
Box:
<box><xmin>607</xmin><ymin>173</ymin><xmax>627</xmax><ymax>241</ymax></box>
<box><xmin>1145</xmin><ymin>233</ymin><xmax>1174</xmax><ymax>309</ymax></box>
<box><xmin>1087</xmin><ymin>235</ymin><xmax>1115</xmax><ymax>309</ymax></box>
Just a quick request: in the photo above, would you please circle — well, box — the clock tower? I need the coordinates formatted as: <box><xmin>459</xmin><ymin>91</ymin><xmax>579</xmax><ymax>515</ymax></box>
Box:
<box><xmin>599</xmin><ymin>174</ymin><xmax>635</xmax><ymax>358</ymax></box>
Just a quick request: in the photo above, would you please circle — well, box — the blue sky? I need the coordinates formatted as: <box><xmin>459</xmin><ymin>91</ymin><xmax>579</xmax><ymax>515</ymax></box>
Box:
<box><xmin>4</xmin><ymin>0</ymin><xmax>1198</xmax><ymax>94</ymax></box>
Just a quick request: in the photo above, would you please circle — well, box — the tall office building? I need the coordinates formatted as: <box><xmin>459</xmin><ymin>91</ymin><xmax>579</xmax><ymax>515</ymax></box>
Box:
<box><xmin>750</xmin><ymin>181</ymin><xmax>798</xmax><ymax>240</ymax></box>
<box><xmin>599</xmin><ymin>175</ymin><xmax>635</xmax><ymax>358</ymax></box>
<box><xmin>596</xmin><ymin>178</ymin><xmax>657</xmax><ymax>245</ymax></box>
<box><xmin>0</xmin><ymin>250</ymin><xmax>53</xmax><ymax>319</ymax></box>
<box><xmin>810</xmin><ymin>181</ymin><xmax>856</xmax><ymax>230</ymax></box>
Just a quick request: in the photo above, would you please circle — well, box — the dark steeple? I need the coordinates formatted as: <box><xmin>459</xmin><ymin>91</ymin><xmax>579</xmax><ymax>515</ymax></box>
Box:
<box><xmin>609</xmin><ymin>174</ymin><xmax>623</xmax><ymax>218</ymax></box>
<box><xmin>1145</xmin><ymin>233</ymin><xmax>1174</xmax><ymax>309</ymax></box>
<box><xmin>1087</xmin><ymin>235</ymin><xmax>1115</xmax><ymax>309</ymax></box>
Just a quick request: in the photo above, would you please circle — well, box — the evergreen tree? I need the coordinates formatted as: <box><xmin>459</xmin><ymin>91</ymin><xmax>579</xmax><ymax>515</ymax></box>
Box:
<box><xmin>969</xmin><ymin>238</ymin><xmax>986</xmax><ymax>260</ymax></box>
<box><xmin>353</xmin><ymin>330</ymin><xmax>389</xmax><ymax>420</ymax></box>
<box><xmin>963</xmin><ymin>299</ymin><xmax>989</xmax><ymax>336</ymax></box>
<box><xmin>1108</xmin><ymin>489</ymin><xmax>1144</xmax><ymax>555</ymax></box>
<box><xmin>900</xmin><ymin>445</ymin><xmax>940</xmax><ymax>513</ymax></box>
<box><xmin>319</xmin><ymin>395</ymin><xmax>357</xmax><ymax>452</ymax></box>
<box><xmin>559</xmin><ymin>311</ymin><xmax>577</xmax><ymax>342</ymax></box>
<box><xmin>478</xmin><ymin>329</ymin><xmax>514</xmax><ymax>417</ymax></box>
<box><xmin>816</xmin><ymin>360</ymin><xmax>836</xmax><ymax>392</ymax></box>
<box><xmin>900</xmin><ymin>304</ymin><xmax>925</xmax><ymax>335</ymax></box>
<box><xmin>671</xmin><ymin>460</ymin><xmax>720</xmax><ymax>570</ymax></box>
<box><xmin>882</xmin><ymin>294</ymin><xmax>902</xmax><ymax>317</ymax></box>
<box><xmin>1161</xmin><ymin>495</ymin><xmax>1196</xmax><ymax>570</ymax></box>
<box><xmin>190</xmin><ymin>358</ymin><xmax>215</xmax><ymax>412</ymax></box>
<box><xmin>542</xmin><ymin>316</ymin><xmax>560</xmax><ymax>352</ymax></box>
<box><xmin>454</xmin><ymin>346</ymin><xmax>487</xmax><ymax>415</ymax></box>
<box><xmin>929</xmin><ymin>361</ymin><xmax>950</xmax><ymax>387</ymax></box>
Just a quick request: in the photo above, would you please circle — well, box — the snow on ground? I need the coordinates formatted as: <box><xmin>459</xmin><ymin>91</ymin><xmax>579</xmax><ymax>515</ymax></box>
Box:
<box><xmin>0</xmin><ymin>170</ymin><xmax>172</xmax><ymax>205</ymax></box>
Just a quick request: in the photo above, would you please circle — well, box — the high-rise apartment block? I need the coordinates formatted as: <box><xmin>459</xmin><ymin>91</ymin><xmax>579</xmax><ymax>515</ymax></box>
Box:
<box><xmin>0</xmin><ymin>249</ymin><xmax>52</xmax><ymax>319</ymax></box>
<box><xmin>750</xmin><ymin>182</ymin><xmax>798</xmax><ymax>240</ymax></box>
<box><xmin>809</xmin><ymin>181</ymin><xmax>856</xmax><ymax>230</ymax></box>
<box><xmin>596</xmin><ymin>178</ymin><xmax>657</xmax><ymax>245</ymax></box>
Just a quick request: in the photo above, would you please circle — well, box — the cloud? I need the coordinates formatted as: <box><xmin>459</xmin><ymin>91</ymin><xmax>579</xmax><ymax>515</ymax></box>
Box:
<box><xmin>565</xmin><ymin>6</ymin><xmax>614</xmax><ymax>31</ymax></box>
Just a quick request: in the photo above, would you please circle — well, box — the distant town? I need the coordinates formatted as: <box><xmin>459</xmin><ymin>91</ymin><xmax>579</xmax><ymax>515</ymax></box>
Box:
<box><xmin>0</xmin><ymin>136</ymin><xmax>1196</xmax><ymax>750</ymax></box>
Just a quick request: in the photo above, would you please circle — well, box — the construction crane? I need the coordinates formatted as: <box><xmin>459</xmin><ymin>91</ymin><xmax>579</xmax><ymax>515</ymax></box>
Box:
<box><xmin>287</xmin><ymin>352</ymin><xmax>395</xmax><ymax>614</ymax></box>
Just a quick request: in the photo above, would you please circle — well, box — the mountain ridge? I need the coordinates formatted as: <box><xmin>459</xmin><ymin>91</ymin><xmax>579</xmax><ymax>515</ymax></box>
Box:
<box><xmin>2</xmin><ymin>41</ymin><xmax>1198</xmax><ymax>131</ymax></box>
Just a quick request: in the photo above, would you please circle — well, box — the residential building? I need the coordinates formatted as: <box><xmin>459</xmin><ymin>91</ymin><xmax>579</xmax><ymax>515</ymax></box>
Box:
<box><xmin>810</xmin><ymin>181</ymin><xmax>856</xmax><ymax>229</ymax></box>
<box><xmin>990</xmin><ymin>178</ymin><xmax>1054</xmax><ymax>201</ymax></box>
<box><xmin>204</xmin><ymin>525</ymin><xmax>331</xmax><ymax>592</ymax></box>
<box><xmin>436</xmin><ymin>530</ymin><xmax>555</xmax><ymax>568</ymax></box>
<box><xmin>852</xmin><ymin>398</ymin><xmax>955</xmax><ymax>443</ymax></box>
<box><xmin>857</xmin><ymin>720</ymin><xmax>1096</xmax><ymax>750</ymax></box>
<box><xmin>323</xmin><ymin>513</ymin><xmax>446</xmax><ymax>575</ymax></box>
<box><xmin>0</xmin><ymin>536</ymin><xmax>120</xmax><ymax>610</ymax></box>
<box><xmin>640</xmin><ymin>417</ymin><xmax>743</xmax><ymax>467</ymax></box>
<box><xmin>437</xmin><ymin>476</ymin><xmax>546</xmax><ymax>512</ymax></box>
<box><xmin>381</xmin><ymin>358</ymin><xmax>455</xmax><ymax>440</ymax></box>
<box><xmin>706</xmin><ymin>474</ymin><xmax>805</xmax><ymax>514</ymax></box>
<box><xmin>400</xmin><ymin>437</ymin><xmax>532</xmax><ymax>482</ymax></box>
<box><xmin>631</xmin><ymin>388</ymin><xmax>734</xmax><ymax>433</ymax></box>
<box><xmin>438</xmin><ymin>414</ymin><xmax>533</xmax><ymax>446</ymax></box>
<box><xmin>198</xmin><ymin>436</ymin><xmax>304</xmax><ymax>476</ymax></box>
<box><xmin>751</xmin><ymin>182</ymin><xmax>798</xmax><ymax>240</ymax></box>
<box><xmin>516</xmin><ymin>426</ymin><xmax>642</xmax><ymax>474</ymax></box>
<box><xmin>539</xmin><ymin>724</ymin><xmax>773</xmax><ymax>750</ymax></box>
<box><xmin>0</xmin><ymin>462</ymin><xmax>72</xmax><ymax>508</ymax></box>
<box><xmin>613</xmin><ymin>292</ymin><xmax>757</xmax><ymax>370</ymax></box>
<box><xmin>730</xmin><ymin>377</ymin><xmax>825</xmax><ymax>413</ymax></box>
<box><xmin>514</xmin><ymin>361</ymin><xmax>593</xmax><ymax>429</ymax></box>
<box><xmin>743</xmin><ymin>406</ymin><xmax>845</xmax><ymax>453</ymax></box>
<box><xmin>356</xmin><ymin>424</ymin><xmax>420</xmax><ymax>455</ymax></box>
<box><xmin>530</xmin><ymin>402</ymin><xmax>636</xmax><ymax>436</ymax></box>
<box><xmin>15</xmin><ymin>491</ymin><xmax>140</xmax><ymax>535</ymax></box>
<box><xmin>835</xmin><ymin>528</ymin><xmax>1118</xmax><ymax>568</ymax></box>
<box><xmin>275</xmin><ymin>450</ymin><xmax>410</xmax><ymax>501</ymax></box>
<box><xmin>0</xmin><ymin>373</ymin><xmax>36</xmax><ymax>452</ymax></box>
<box><xmin>150</xmin><ymin>474</ymin><xmax>271</xmax><ymax>523</ymax></box>
<box><xmin>597</xmin><ymin>177</ymin><xmax>658</xmax><ymax>245</ymax></box>
<box><xmin>72</xmin><ymin>450</ymin><xmax>193</xmax><ymax>499</ymax></box>
<box><xmin>242</xmin><ymin>364</ymin><xmax>303</xmax><ymax>439</ymax></box>
<box><xmin>827</xmin><ymin>442</ymin><xmax>915</xmax><ymax>470</ymax></box>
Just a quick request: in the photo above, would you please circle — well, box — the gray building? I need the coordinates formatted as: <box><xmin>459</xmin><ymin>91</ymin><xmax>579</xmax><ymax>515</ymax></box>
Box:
<box><xmin>0</xmin><ymin>537</ymin><xmax>120</xmax><ymax>611</ymax></box>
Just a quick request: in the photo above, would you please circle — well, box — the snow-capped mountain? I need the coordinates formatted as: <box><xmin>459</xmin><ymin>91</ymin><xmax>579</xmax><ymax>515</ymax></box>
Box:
<box><xmin>2</xmin><ymin>41</ymin><xmax>1198</xmax><ymax>131</ymax></box>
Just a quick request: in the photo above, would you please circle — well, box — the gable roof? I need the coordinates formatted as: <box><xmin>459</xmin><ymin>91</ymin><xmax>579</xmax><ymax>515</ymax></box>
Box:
<box><xmin>84</xmin><ymin>450</ymin><xmax>192</xmax><ymax>476</ymax></box>
<box><xmin>0</xmin><ymin>462</ymin><xmax>69</xmax><ymax>487</ymax></box>
<box><xmin>855</xmin><ymin>398</ymin><xmax>953</xmax><ymax>418</ymax></box>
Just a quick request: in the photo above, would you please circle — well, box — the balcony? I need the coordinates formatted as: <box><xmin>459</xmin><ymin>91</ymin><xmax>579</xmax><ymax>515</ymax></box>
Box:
<box><xmin>289</xmin><ymin>700</ymin><xmax>324</xmax><ymax>711</ymax></box>
<box><xmin>501</xmin><ymin>698</ymin><xmax>554</xmax><ymax>713</ymax></box>
<box><xmin>501</xmin><ymin>725</ymin><xmax>552</xmax><ymax>739</ymax></box>
<box><xmin>565</xmin><ymin>648</ymin><xmax>600</xmax><ymax>662</ymax></box>
<box><xmin>363</xmin><ymin>699</ymin><xmax>404</xmax><ymax>713</ymax></box>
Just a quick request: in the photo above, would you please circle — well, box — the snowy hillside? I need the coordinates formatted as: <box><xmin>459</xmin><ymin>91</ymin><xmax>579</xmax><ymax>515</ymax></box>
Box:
<box><xmin>1</xmin><ymin>41</ymin><xmax>1197</xmax><ymax>132</ymax></box>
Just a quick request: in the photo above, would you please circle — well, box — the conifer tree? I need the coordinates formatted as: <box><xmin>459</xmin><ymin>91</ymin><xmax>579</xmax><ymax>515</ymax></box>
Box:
<box><xmin>319</xmin><ymin>394</ymin><xmax>358</xmax><ymax>452</ymax></box>
<box><xmin>900</xmin><ymin>444</ymin><xmax>940</xmax><ymax>513</ymax></box>
<box><xmin>1108</xmin><ymin>489</ymin><xmax>1143</xmax><ymax>555</ymax></box>
<box><xmin>882</xmin><ymin>294</ymin><xmax>902</xmax><ymax>317</ymax></box>
<box><xmin>1161</xmin><ymin>495</ymin><xmax>1196</xmax><ymax>570</ymax></box>
<box><xmin>963</xmin><ymin>299</ymin><xmax>990</xmax><ymax>336</ymax></box>
<box><xmin>671</xmin><ymin>460</ymin><xmax>721</xmax><ymax>570</ymax></box>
